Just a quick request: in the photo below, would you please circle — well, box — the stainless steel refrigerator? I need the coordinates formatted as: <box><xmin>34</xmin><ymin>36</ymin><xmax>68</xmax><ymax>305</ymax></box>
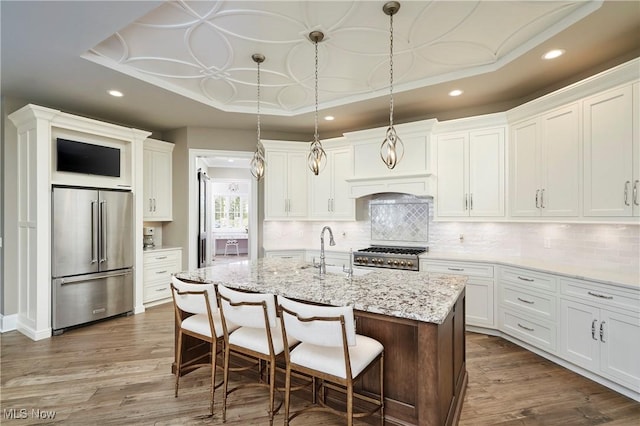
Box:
<box><xmin>51</xmin><ymin>186</ymin><xmax>134</xmax><ymax>332</ymax></box>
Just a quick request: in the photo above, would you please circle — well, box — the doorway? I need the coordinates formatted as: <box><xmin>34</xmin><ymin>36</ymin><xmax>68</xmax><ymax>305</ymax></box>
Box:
<box><xmin>188</xmin><ymin>149</ymin><xmax>258</xmax><ymax>270</ymax></box>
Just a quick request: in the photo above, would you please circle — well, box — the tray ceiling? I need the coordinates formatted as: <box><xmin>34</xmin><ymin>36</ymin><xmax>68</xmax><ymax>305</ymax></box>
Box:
<box><xmin>85</xmin><ymin>0</ymin><xmax>601</xmax><ymax>117</ymax></box>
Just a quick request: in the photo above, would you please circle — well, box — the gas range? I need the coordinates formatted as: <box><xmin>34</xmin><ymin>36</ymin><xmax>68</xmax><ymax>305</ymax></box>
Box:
<box><xmin>353</xmin><ymin>246</ymin><xmax>428</xmax><ymax>271</ymax></box>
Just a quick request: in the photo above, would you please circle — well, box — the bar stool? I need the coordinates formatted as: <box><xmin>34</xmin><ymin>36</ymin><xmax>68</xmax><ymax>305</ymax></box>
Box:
<box><xmin>224</xmin><ymin>239</ymin><xmax>239</xmax><ymax>256</ymax></box>
<box><xmin>170</xmin><ymin>276</ymin><xmax>238</xmax><ymax>416</ymax></box>
<box><xmin>277</xmin><ymin>295</ymin><xmax>384</xmax><ymax>426</ymax></box>
<box><xmin>216</xmin><ymin>285</ymin><xmax>298</xmax><ymax>425</ymax></box>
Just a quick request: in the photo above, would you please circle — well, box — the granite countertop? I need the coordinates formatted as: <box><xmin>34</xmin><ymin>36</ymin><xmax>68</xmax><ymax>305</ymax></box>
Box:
<box><xmin>175</xmin><ymin>257</ymin><xmax>467</xmax><ymax>325</ymax></box>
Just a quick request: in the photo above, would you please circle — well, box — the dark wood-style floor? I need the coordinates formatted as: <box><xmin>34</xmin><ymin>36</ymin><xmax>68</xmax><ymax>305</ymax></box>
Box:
<box><xmin>1</xmin><ymin>303</ymin><xmax>638</xmax><ymax>425</ymax></box>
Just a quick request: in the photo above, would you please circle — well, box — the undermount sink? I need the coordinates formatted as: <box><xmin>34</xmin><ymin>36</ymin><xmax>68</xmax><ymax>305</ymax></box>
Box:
<box><xmin>323</xmin><ymin>264</ymin><xmax>371</xmax><ymax>277</ymax></box>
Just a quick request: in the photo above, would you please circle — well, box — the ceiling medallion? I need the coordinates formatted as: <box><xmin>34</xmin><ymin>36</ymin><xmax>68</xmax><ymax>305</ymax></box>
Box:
<box><xmin>249</xmin><ymin>53</ymin><xmax>266</xmax><ymax>181</ymax></box>
<box><xmin>380</xmin><ymin>1</ymin><xmax>404</xmax><ymax>170</ymax></box>
<box><xmin>308</xmin><ymin>30</ymin><xmax>327</xmax><ymax>176</ymax></box>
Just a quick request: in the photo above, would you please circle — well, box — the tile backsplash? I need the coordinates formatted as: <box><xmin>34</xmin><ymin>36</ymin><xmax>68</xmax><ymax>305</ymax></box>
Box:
<box><xmin>263</xmin><ymin>204</ymin><xmax>640</xmax><ymax>276</ymax></box>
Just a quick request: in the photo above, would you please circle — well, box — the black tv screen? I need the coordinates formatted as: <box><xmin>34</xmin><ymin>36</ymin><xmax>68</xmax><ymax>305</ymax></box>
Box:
<box><xmin>56</xmin><ymin>138</ymin><xmax>121</xmax><ymax>177</ymax></box>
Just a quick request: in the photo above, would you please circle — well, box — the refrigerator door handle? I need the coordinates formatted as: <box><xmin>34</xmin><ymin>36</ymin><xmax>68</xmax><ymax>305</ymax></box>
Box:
<box><xmin>91</xmin><ymin>200</ymin><xmax>99</xmax><ymax>264</ymax></box>
<box><xmin>99</xmin><ymin>200</ymin><xmax>108</xmax><ymax>263</ymax></box>
<box><xmin>58</xmin><ymin>269</ymin><xmax>132</xmax><ymax>285</ymax></box>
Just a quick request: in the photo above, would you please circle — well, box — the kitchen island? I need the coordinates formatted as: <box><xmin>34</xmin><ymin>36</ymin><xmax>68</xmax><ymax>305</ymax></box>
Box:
<box><xmin>175</xmin><ymin>258</ymin><xmax>467</xmax><ymax>426</ymax></box>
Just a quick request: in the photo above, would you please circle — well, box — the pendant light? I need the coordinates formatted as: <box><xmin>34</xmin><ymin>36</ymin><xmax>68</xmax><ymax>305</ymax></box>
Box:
<box><xmin>380</xmin><ymin>1</ymin><xmax>403</xmax><ymax>169</ymax></box>
<box><xmin>307</xmin><ymin>31</ymin><xmax>327</xmax><ymax>176</ymax></box>
<box><xmin>249</xmin><ymin>53</ymin><xmax>266</xmax><ymax>180</ymax></box>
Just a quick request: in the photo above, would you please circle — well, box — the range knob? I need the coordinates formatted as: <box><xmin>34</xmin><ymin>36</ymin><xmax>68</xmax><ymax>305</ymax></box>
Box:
<box><xmin>400</xmin><ymin>261</ymin><xmax>406</xmax><ymax>267</ymax></box>
<box><xmin>407</xmin><ymin>261</ymin><xmax>413</xmax><ymax>267</ymax></box>
<box><xmin>393</xmin><ymin>260</ymin><xmax>399</xmax><ymax>266</ymax></box>
<box><xmin>387</xmin><ymin>260</ymin><xmax>392</xmax><ymax>265</ymax></box>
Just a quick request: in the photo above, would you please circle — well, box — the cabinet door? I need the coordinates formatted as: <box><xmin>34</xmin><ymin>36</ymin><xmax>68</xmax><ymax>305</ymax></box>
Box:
<box><xmin>599</xmin><ymin>309</ymin><xmax>640</xmax><ymax>389</ymax></box>
<box><xmin>151</xmin><ymin>149</ymin><xmax>172</xmax><ymax>220</ymax></box>
<box><xmin>265</xmin><ymin>151</ymin><xmax>288</xmax><ymax>219</ymax></box>
<box><xmin>465</xmin><ymin>277</ymin><xmax>494</xmax><ymax>327</ymax></box>
<box><xmin>287</xmin><ymin>152</ymin><xmax>308</xmax><ymax>218</ymax></box>
<box><xmin>330</xmin><ymin>148</ymin><xmax>355</xmax><ymax>219</ymax></box>
<box><xmin>633</xmin><ymin>82</ymin><xmax>639</xmax><ymax>217</ymax></box>
<box><xmin>436</xmin><ymin>133</ymin><xmax>467</xmax><ymax>217</ymax></box>
<box><xmin>583</xmin><ymin>86</ymin><xmax>634</xmax><ymax>216</ymax></box>
<box><xmin>143</xmin><ymin>149</ymin><xmax>155</xmax><ymax>217</ymax></box>
<box><xmin>559</xmin><ymin>299</ymin><xmax>600</xmax><ymax>371</ymax></box>
<box><xmin>540</xmin><ymin>104</ymin><xmax>579</xmax><ymax>216</ymax></box>
<box><xmin>469</xmin><ymin>128</ymin><xmax>505</xmax><ymax>217</ymax></box>
<box><xmin>509</xmin><ymin>119</ymin><xmax>540</xmax><ymax>216</ymax></box>
<box><xmin>309</xmin><ymin>158</ymin><xmax>333</xmax><ymax>218</ymax></box>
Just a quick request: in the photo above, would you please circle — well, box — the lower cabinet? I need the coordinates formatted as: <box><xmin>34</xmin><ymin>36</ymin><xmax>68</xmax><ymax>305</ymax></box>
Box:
<box><xmin>559</xmin><ymin>280</ymin><xmax>640</xmax><ymax>392</ymax></box>
<box><xmin>422</xmin><ymin>260</ymin><xmax>495</xmax><ymax>328</ymax></box>
<box><xmin>143</xmin><ymin>248</ymin><xmax>182</xmax><ymax>304</ymax></box>
<box><xmin>263</xmin><ymin>250</ymin><xmax>305</xmax><ymax>261</ymax></box>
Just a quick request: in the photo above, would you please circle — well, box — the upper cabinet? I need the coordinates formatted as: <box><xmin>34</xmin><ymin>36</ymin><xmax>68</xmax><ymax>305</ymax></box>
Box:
<box><xmin>143</xmin><ymin>138</ymin><xmax>174</xmax><ymax>221</ymax></box>
<box><xmin>509</xmin><ymin>103</ymin><xmax>580</xmax><ymax>217</ymax></box>
<box><xmin>309</xmin><ymin>142</ymin><xmax>355</xmax><ymax>220</ymax></box>
<box><xmin>436</xmin><ymin>126</ymin><xmax>505</xmax><ymax>218</ymax></box>
<box><xmin>583</xmin><ymin>84</ymin><xmax>639</xmax><ymax>217</ymax></box>
<box><xmin>263</xmin><ymin>141</ymin><xmax>308</xmax><ymax>220</ymax></box>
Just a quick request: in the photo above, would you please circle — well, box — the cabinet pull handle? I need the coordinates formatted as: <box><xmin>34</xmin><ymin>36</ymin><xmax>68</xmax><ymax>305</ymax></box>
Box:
<box><xmin>517</xmin><ymin>275</ymin><xmax>534</xmax><ymax>282</ymax></box>
<box><xmin>599</xmin><ymin>321</ymin><xmax>606</xmax><ymax>343</ymax></box>
<box><xmin>464</xmin><ymin>194</ymin><xmax>468</xmax><ymax>210</ymax></box>
<box><xmin>448</xmin><ymin>267</ymin><xmax>464</xmax><ymax>271</ymax></box>
<box><xmin>633</xmin><ymin>180</ymin><xmax>639</xmax><ymax>206</ymax></box>
<box><xmin>156</xmin><ymin>256</ymin><xmax>167</xmax><ymax>260</ymax></box>
<box><xmin>624</xmin><ymin>181</ymin><xmax>630</xmax><ymax>206</ymax></box>
<box><xmin>156</xmin><ymin>270</ymin><xmax>168</xmax><ymax>274</ymax></box>
<box><xmin>149</xmin><ymin>198</ymin><xmax>153</xmax><ymax>212</ymax></box>
<box><xmin>587</xmin><ymin>291</ymin><xmax>613</xmax><ymax>300</ymax></box>
<box><xmin>591</xmin><ymin>319</ymin><xmax>598</xmax><ymax>340</ymax></box>
<box><xmin>535</xmin><ymin>189</ymin><xmax>540</xmax><ymax>209</ymax></box>
<box><xmin>517</xmin><ymin>323</ymin><xmax>534</xmax><ymax>332</ymax></box>
<box><xmin>156</xmin><ymin>288</ymin><xmax>166</xmax><ymax>292</ymax></box>
<box><xmin>517</xmin><ymin>297</ymin><xmax>534</xmax><ymax>305</ymax></box>
<box><xmin>470</xmin><ymin>193</ymin><xmax>473</xmax><ymax>210</ymax></box>
<box><xmin>540</xmin><ymin>189</ymin><xmax>545</xmax><ymax>209</ymax></box>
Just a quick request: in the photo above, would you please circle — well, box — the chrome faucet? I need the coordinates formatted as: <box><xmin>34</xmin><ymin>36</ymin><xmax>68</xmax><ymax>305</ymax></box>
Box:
<box><xmin>318</xmin><ymin>226</ymin><xmax>336</xmax><ymax>276</ymax></box>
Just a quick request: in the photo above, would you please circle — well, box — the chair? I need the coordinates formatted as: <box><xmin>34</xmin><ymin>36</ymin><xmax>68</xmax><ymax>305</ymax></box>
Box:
<box><xmin>277</xmin><ymin>296</ymin><xmax>384</xmax><ymax>426</ymax></box>
<box><xmin>216</xmin><ymin>285</ymin><xmax>298</xmax><ymax>425</ymax></box>
<box><xmin>170</xmin><ymin>276</ymin><xmax>238</xmax><ymax>416</ymax></box>
<box><xmin>224</xmin><ymin>239</ymin><xmax>239</xmax><ymax>256</ymax></box>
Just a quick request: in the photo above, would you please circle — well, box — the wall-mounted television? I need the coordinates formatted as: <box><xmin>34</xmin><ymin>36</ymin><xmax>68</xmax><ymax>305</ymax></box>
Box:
<box><xmin>56</xmin><ymin>138</ymin><xmax>121</xmax><ymax>177</ymax></box>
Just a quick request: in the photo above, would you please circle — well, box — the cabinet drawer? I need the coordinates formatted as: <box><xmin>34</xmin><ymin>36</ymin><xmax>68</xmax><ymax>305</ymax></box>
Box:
<box><xmin>423</xmin><ymin>260</ymin><xmax>494</xmax><ymax>278</ymax></box>
<box><xmin>144</xmin><ymin>262</ymin><xmax>179</xmax><ymax>282</ymax></box>
<box><xmin>560</xmin><ymin>278</ymin><xmax>640</xmax><ymax>313</ymax></box>
<box><xmin>144</xmin><ymin>280</ymin><xmax>172</xmax><ymax>303</ymax></box>
<box><xmin>500</xmin><ymin>308</ymin><xmax>556</xmax><ymax>352</ymax></box>
<box><xmin>143</xmin><ymin>250</ymin><xmax>181</xmax><ymax>265</ymax></box>
<box><xmin>265</xmin><ymin>250</ymin><xmax>305</xmax><ymax>261</ymax></box>
<box><xmin>501</xmin><ymin>285</ymin><xmax>556</xmax><ymax>321</ymax></box>
<box><xmin>500</xmin><ymin>266</ymin><xmax>556</xmax><ymax>293</ymax></box>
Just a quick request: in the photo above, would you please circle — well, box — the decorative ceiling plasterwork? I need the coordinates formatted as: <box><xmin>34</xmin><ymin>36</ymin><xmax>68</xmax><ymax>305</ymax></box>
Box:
<box><xmin>84</xmin><ymin>0</ymin><xmax>601</xmax><ymax>117</ymax></box>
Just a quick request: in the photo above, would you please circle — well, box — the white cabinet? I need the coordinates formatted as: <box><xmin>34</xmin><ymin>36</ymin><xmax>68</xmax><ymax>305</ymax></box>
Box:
<box><xmin>498</xmin><ymin>266</ymin><xmax>558</xmax><ymax>353</ymax></box>
<box><xmin>436</xmin><ymin>127</ymin><xmax>505</xmax><ymax>217</ymax></box>
<box><xmin>560</xmin><ymin>298</ymin><xmax>640</xmax><ymax>391</ymax></box>
<box><xmin>583</xmin><ymin>84</ymin><xmax>639</xmax><ymax>217</ymax></box>
<box><xmin>143</xmin><ymin>139</ymin><xmax>174</xmax><ymax>221</ymax></box>
<box><xmin>264</xmin><ymin>143</ymin><xmax>308</xmax><ymax>220</ymax></box>
<box><xmin>309</xmin><ymin>146</ymin><xmax>355</xmax><ymax>220</ymax></box>
<box><xmin>143</xmin><ymin>248</ymin><xmax>182</xmax><ymax>304</ymax></box>
<box><xmin>422</xmin><ymin>260</ymin><xmax>495</xmax><ymax>328</ymax></box>
<box><xmin>509</xmin><ymin>103</ymin><xmax>580</xmax><ymax>217</ymax></box>
<box><xmin>264</xmin><ymin>250</ymin><xmax>305</xmax><ymax>261</ymax></box>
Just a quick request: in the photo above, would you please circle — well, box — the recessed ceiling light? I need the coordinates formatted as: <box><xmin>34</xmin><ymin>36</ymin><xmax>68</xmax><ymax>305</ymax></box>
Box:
<box><xmin>448</xmin><ymin>89</ymin><xmax>463</xmax><ymax>97</ymax></box>
<box><xmin>542</xmin><ymin>49</ymin><xmax>565</xmax><ymax>60</ymax></box>
<box><xmin>228</xmin><ymin>159</ymin><xmax>234</xmax><ymax>163</ymax></box>
<box><xmin>108</xmin><ymin>90</ymin><xmax>123</xmax><ymax>97</ymax></box>
<box><xmin>324</xmin><ymin>116</ymin><xmax>335</xmax><ymax>121</ymax></box>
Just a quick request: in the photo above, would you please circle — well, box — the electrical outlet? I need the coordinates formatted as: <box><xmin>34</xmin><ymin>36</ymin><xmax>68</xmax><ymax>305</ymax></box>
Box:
<box><xmin>459</xmin><ymin>234</ymin><xmax>464</xmax><ymax>243</ymax></box>
<box><xmin>544</xmin><ymin>238</ymin><xmax>551</xmax><ymax>248</ymax></box>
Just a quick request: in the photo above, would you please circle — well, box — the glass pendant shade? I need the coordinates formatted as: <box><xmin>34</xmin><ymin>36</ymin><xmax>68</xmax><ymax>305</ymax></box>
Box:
<box><xmin>250</xmin><ymin>53</ymin><xmax>266</xmax><ymax>180</ymax></box>
<box><xmin>380</xmin><ymin>1</ymin><xmax>404</xmax><ymax>170</ymax></box>
<box><xmin>307</xmin><ymin>30</ymin><xmax>326</xmax><ymax>176</ymax></box>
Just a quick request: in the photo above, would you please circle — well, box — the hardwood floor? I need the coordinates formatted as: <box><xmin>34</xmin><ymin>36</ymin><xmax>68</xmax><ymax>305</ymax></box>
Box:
<box><xmin>1</xmin><ymin>303</ymin><xmax>638</xmax><ymax>425</ymax></box>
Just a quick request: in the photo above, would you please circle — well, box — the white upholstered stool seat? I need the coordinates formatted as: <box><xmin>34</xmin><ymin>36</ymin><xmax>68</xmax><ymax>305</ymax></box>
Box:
<box><xmin>278</xmin><ymin>296</ymin><xmax>384</xmax><ymax>426</ymax></box>
<box><xmin>228</xmin><ymin>321</ymin><xmax>294</xmax><ymax>356</ymax></box>
<box><xmin>224</xmin><ymin>239</ymin><xmax>239</xmax><ymax>256</ymax></box>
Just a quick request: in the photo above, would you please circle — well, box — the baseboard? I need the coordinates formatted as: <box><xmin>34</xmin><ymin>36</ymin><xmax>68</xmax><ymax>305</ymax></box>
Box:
<box><xmin>0</xmin><ymin>313</ymin><xmax>18</xmax><ymax>332</ymax></box>
<box><xmin>16</xmin><ymin>322</ymin><xmax>52</xmax><ymax>341</ymax></box>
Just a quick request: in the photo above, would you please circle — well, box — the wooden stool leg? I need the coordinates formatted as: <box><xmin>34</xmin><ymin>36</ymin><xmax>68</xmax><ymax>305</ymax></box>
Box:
<box><xmin>175</xmin><ymin>330</ymin><xmax>183</xmax><ymax>397</ymax></box>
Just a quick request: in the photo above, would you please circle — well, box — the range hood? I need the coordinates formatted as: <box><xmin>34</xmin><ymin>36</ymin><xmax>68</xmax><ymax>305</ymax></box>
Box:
<box><xmin>343</xmin><ymin>119</ymin><xmax>437</xmax><ymax>198</ymax></box>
